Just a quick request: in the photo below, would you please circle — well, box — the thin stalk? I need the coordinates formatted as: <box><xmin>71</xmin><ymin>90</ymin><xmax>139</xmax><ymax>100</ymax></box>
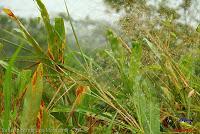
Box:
<box><xmin>63</xmin><ymin>0</ymin><xmax>89</xmax><ymax>69</ymax></box>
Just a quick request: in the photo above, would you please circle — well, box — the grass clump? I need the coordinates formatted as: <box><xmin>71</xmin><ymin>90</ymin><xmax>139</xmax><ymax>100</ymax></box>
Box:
<box><xmin>0</xmin><ymin>0</ymin><xmax>200</xmax><ymax>133</ymax></box>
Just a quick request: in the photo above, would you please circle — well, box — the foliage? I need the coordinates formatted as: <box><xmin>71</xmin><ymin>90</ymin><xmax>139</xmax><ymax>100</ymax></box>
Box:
<box><xmin>0</xmin><ymin>0</ymin><xmax>200</xmax><ymax>133</ymax></box>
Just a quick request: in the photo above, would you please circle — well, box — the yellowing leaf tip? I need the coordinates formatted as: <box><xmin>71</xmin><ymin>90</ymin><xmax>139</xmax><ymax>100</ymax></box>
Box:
<box><xmin>3</xmin><ymin>8</ymin><xmax>15</xmax><ymax>18</ymax></box>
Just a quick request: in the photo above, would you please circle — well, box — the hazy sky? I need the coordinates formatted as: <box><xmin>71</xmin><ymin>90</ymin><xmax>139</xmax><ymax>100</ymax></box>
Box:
<box><xmin>0</xmin><ymin>0</ymin><xmax>121</xmax><ymax>22</ymax></box>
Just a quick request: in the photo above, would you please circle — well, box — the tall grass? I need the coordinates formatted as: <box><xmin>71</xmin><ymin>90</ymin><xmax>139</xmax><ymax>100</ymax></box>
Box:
<box><xmin>0</xmin><ymin>0</ymin><xmax>199</xmax><ymax>133</ymax></box>
<box><xmin>2</xmin><ymin>45</ymin><xmax>22</xmax><ymax>129</ymax></box>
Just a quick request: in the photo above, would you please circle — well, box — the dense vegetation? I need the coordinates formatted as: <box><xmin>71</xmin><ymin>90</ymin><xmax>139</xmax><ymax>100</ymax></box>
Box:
<box><xmin>0</xmin><ymin>0</ymin><xmax>200</xmax><ymax>133</ymax></box>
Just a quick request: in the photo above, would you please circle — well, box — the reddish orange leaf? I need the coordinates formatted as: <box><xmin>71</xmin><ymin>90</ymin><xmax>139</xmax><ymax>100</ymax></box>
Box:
<box><xmin>66</xmin><ymin>86</ymin><xmax>88</xmax><ymax>123</ymax></box>
<box><xmin>47</xmin><ymin>47</ymin><xmax>55</xmax><ymax>60</ymax></box>
<box><xmin>76</xmin><ymin>86</ymin><xmax>87</xmax><ymax>104</ymax></box>
<box><xmin>32</xmin><ymin>72</ymin><xmax>38</xmax><ymax>85</ymax></box>
<box><xmin>36</xmin><ymin>101</ymin><xmax>45</xmax><ymax>134</ymax></box>
<box><xmin>32</xmin><ymin>63</ymin><xmax>43</xmax><ymax>86</ymax></box>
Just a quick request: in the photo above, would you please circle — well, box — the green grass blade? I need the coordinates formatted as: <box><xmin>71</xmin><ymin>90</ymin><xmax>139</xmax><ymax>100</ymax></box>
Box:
<box><xmin>0</xmin><ymin>60</ymin><xmax>19</xmax><ymax>74</ymax></box>
<box><xmin>63</xmin><ymin>0</ymin><xmax>89</xmax><ymax>68</ymax></box>
<box><xmin>143</xmin><ymin>38</ymin><xmax>162</xmax><ymax>60</ymax></box>
<box><xmin>3</xmin><ymin>8</ymin><xmax>43</xmax><ymax>55</ymax></box>
<box><xmin>0</xmin><ymin>29</ymin><xmax>30</xmax><ymax>46</ymax></box>
<box><xmin>131</xmin><ymin>44</ymin><xmax>160</xmax><ymax>133</ymax></box>
<box><xmin>16</xmin><ymin>70</ymin><xmax>32</xmax><ymax>97</ymax></box>
<box><xmin>35</xmin><ymin>0</ymin><xmax>56</xmax><ymax>60</ymax></box>
<box><xmin>0</xmin><ymin>38</ymin><xmax>33</xmax><ymax>53</ymax></box>
<box><xmin>2</xmin><ymin>45</ymin><xmax>22</xmax><ymax>129</ymax></box>
<box><xmin>35</xmin><ymin>0</ymin><xmax>54</xmax><ymax>43</ymax></box>
<box><xmin>196</xmin><ymin>24</ymin><xmax>200</xmax><ymax>33</ymax></box>
<box><xmin>54</xmin><ymin>18</ymin><xmax>66</xmax><ymax>64</ymax></box>
<box><xmin>21</xmin><ymin>63</ymin><xmax>43</xmax><ymax>129</ymax></box>
<box><xmin>0</xmin><ymin>43</ymin><xmax>3</xmax><ymax>53</ymax></box>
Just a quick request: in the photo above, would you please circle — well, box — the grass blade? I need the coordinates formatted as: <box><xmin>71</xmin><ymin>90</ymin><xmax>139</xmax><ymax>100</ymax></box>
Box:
<box><xmin>3</xmin><ymin>8</ymin><xmax>43</xmax><ymax>55</ymax></box>
<box><xmin>54</xmin><ymin>18</ymin><xmax>66</xmax><ymax>64</ymax></box>
<box><xmin>2</xmin><ymin>45</ymin><xmax>22</xmax><ymax>129</ymax></box>
<box><xmin>21</xmin><ymin>63</ymin><xmax>43</xmax><ymax>129</ymax></box>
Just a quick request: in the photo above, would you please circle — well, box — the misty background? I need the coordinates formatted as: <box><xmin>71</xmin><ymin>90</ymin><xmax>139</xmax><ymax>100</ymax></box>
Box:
<box><xmin>0</xmin><ymin>0</ymin><xmax>200</xmax><ymax>55</ymax></box>
<box><xmin>0</xmin><ymin>0</ymin><xmax>121</xmax><ymax>22</ymax></box>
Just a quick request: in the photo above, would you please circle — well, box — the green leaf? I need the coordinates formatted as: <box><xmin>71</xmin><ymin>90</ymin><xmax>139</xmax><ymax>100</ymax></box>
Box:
<box><xmin>0</xmin><ymin>43</ymin><xmax>3</xmax><ymax>52</ymax></box>
<box><xmin>196</xmin><ymin>24</ymin><xmax>200</xmax><ymax>33</ymax></box>
<box><xmin>54</xmin><ymin>18</ymin><xmax>66</xmax><ymax>64</ymax></box>
<box><xmin>0</xmin><ymin>60</ymin><xmax>19</xmax><ymax>74</ymax></box>
<box><xmin>21</xmin><ymin>63</ymin><xmax>43</xmax><ymax>129</ymax></box>
<box><xmin>3</xmin><ymin>8</ymin><xmax>43</xmax><ymax>55</ymax></box>
<box><xmin>143</xmin><ymin>38</ymin><xmax>162</xmax><ymax>60</ymax></box>
<box><xmin>106</xmin><ymin>30</ymin><xmax>126</xmax><ymax>80</ymax></box>
<box><xmin>3</xmin><ymin>45</ymin><xmax>22</xmax><ymax>129</ymax></box>
<box><xmin>129</xmin><ymin>42</ymin><xmax>142</xmax><ymax>80</ymax></box>
<box><xmin>16</xmin><ymin>70</ymin><xmax>32</xmax><ymax>97</ymax></box>
<box><xmin>35</xmin><ymin>0</ymin><xmax>55</xmax><ymax>59</ymax></box>
<box><xmin>107</xmin><ymin>30</ymin><xmax>124</xmax><ymax>61</ymax></box>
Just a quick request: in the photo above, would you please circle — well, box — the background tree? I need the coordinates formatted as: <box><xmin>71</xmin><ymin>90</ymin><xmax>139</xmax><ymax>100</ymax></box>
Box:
<box><xmin>104</xmin><ymin>0</ymin><xmax>200</xmax><ymax>61</ymax></box>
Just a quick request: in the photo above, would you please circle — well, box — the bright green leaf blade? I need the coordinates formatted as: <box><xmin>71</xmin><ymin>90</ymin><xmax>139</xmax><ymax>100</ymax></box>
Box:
<box><xmin>3</xmin><ymin>45</ymin><xmax>22</xmax><ymax>129</ymax></box>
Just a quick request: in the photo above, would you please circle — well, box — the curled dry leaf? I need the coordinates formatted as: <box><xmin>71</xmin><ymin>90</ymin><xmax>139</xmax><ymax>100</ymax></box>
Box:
<box><xmin>188</xmin><ymin>89</ymin><xmax>195</xmax><ymax>98</ymax></box>
<box><xmin>76</xmin><ymin>85</ymin><xmax>88</xmax><ymax>104</ymax></box>
<box><xmin>76</xmin><ymin>85</ymin><xmax>87</xmax><ymax>96</ymax></box>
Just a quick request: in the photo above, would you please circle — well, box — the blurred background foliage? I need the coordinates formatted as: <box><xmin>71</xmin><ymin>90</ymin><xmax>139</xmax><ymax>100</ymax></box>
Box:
<box><xmin>104</xmin><ymin>0</ymin><xmax>200</xmax><ymax>74</ymax></box>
